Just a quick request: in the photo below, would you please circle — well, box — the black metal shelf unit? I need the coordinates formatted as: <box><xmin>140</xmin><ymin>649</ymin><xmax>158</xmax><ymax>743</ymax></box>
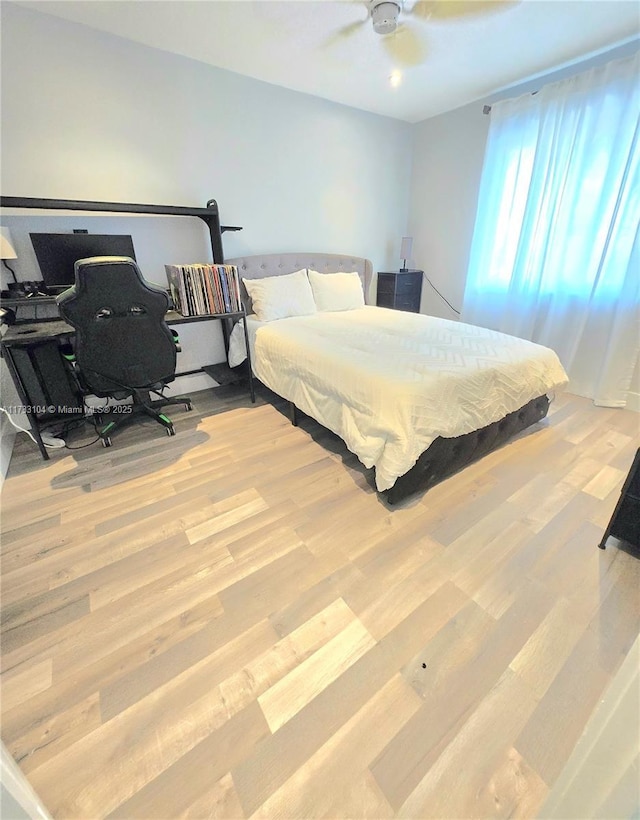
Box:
<box><xmin>0</xmin><ymin>196</ymin><xmax>253</xmax><ymax>461</ymax></box>
<box><xmin>0</xmin><ymin>195</ymin><xmax>242</xmax><ymax>264</ymax></box>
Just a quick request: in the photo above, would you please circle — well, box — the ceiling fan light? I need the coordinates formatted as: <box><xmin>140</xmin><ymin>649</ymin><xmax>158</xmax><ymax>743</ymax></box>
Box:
<box><xmin>371</xmin><ymin>1</ymin><xmax>400</xmax><ymax>35</ymax></box>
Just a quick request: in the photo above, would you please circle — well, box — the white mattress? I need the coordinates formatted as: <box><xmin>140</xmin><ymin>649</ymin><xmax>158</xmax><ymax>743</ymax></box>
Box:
<box><xmin>229</xmin><ymin>306</ymin><xmax>568</xmax><ymax>491</ymax></box>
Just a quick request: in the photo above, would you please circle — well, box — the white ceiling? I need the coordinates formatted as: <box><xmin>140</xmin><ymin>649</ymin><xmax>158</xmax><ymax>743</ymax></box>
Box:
<box><xmin>16</xmin><ymin>0</ymin><xmax>640</xmax><ymax>122</ymax></box>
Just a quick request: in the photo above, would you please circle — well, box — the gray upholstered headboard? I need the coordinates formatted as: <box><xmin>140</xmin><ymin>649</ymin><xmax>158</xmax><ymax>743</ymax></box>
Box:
<box><xmin>225</xmin><ymin>253</ymin><xmax>374</xmax><ymax>312</ymax></box>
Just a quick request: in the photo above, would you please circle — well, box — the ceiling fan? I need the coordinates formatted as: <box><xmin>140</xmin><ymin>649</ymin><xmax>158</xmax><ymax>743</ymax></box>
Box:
<box><xmin>328</xmin><ymin>1</ymin><xmax>517</xmax><ymax>67</ymax></box>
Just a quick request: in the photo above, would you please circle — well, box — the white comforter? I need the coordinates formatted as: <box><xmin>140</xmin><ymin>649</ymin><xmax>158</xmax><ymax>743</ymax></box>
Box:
<box><xmin>229</xmin><ymin>306</ymin><xmax>568</xmax><ymax>491</ymax></box>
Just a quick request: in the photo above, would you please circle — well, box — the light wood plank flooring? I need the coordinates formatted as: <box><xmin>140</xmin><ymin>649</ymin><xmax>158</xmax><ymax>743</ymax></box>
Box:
<box><xmin>1</xmin><ymin>385</ymin><xmax>638</xmax><ymax>819</ymax></box>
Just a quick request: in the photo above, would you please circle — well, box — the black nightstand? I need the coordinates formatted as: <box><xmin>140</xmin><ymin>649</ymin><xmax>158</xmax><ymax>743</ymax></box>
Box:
<box><xmin>599</xmin><ymin>449</ymin><xmax>640</xmax><ymax>550</ymax></box>
<box><xmin>377</xmin><ymin>270</ymin><xmax>423</xmax><ymax>313</ymax></box>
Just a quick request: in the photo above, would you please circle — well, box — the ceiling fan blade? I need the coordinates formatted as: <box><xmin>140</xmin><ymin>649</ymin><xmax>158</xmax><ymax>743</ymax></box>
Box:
<box><xmin>323</xmin><ymin>17</ymin><xmax>368</xmax><ymax>49</ymax></box>
<box><xmin>409</xmin><ymin>0</ymin><xmax>518</xmax><ymax>22</ymax></box>
<box><xmin>382</xmin><ymin>24</ymin><xmax>426</xmax><ymax>67</ymax></box>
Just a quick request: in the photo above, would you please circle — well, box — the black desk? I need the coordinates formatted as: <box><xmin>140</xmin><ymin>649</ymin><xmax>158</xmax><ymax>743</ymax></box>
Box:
<box><xmin>0</xmin><ymin>295</ymin><xmax>58</xmax><ymax>307</ymax></box>
<box><xmin>1</xmin><ymin>310</ymin><xmax>254</xmax><ymax>460</ymax></box>
<box><xmin>1</xmin><ymin>319</ymin><xmax>79</xmax><ymax>459</ymax></box>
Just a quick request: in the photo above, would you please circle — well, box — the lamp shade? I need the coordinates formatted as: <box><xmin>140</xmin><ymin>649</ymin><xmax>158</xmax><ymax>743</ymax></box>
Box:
<box><xmin>0</xmin><ymin>227</ymin><xmax>17</xmax><ymax>260</ymax></box>
<box><xmin>400</xmin><ymin>236</ymin><xmax>412</xmax><ymax>262</ymax></box>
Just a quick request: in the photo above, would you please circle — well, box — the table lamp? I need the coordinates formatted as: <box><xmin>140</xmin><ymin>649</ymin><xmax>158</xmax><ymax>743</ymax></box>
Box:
<box><xmin>400</xmin><ymin>236</ymin><xmax>412</xmax><ymax>272</ymax></box>
<box><xmin>0</xmin><ymin>226</ymin><xmax>18</xmax><ymax>283</ymax></box>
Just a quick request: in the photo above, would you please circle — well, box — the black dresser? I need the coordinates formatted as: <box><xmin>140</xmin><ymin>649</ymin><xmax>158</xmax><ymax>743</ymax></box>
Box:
<box><xmin>599</xmin><ymin>449</ymin><xmax>640</xmax><ymax>550</ymax></box>
<box><xmin>376</xmin><ymin>270</ymin><xmax>423</xmax><ymax>313</ymax></box>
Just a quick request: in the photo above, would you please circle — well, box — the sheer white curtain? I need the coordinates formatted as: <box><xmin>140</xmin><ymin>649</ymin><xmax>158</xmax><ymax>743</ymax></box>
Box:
<box><xmin>462</xmin><ymin>52</ymin><xmax>640</xmax><ymax>407</ymax></box>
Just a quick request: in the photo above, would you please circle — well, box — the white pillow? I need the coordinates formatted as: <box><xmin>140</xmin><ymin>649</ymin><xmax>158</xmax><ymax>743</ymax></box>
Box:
<box><xmin>308</xmin><ymin>270</ymin><xmax>365</xmax><ymax>312</ymax></box>
<box><xmin>242</xmin><ymin>269</ymin><xmax>316</xmax><ymax>322</ymax></box>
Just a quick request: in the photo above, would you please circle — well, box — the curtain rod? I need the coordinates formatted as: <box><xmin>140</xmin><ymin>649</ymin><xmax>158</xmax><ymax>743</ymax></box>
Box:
<box><xmin>483</xmin><ymin>89</ymin><xmax>539</xmax><ymax>114</ymax></box>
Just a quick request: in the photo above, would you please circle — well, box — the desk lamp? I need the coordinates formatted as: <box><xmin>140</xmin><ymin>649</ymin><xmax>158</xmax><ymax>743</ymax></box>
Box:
<box><xmin>0</xmin><ymin>227</ymin><xmax>18</xmax><ymax>283</ymax></box>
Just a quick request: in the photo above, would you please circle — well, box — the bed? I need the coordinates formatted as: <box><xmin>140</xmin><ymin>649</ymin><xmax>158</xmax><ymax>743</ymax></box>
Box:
<box><xmin>226</xmin><ymin>253</ymin><xmax>568</xmax><ymax>504</ymax></box>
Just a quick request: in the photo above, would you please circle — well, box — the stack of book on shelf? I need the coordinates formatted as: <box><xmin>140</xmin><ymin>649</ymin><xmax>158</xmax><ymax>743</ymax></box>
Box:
<box><xmin>165</xmin><ymin>263</ymin><xmax>243</xmax><ymax>317</ymax></box>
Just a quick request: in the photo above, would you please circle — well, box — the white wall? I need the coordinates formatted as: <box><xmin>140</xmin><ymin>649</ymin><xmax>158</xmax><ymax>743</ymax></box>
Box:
<box><xmin>0</xmin><ymin>2</ymin><xmax>412</xmax><ymax>386</ymax></box>
<box><xmin>1</xmin><ymin>4</ymin><xmax>412</xmax><ymax>265</ymax></box>
<box><xmin>628</xmin><ymin>358</ymin><xmax>640</xmax><ymax>413</ymax></box>
<box><xmin>408</xmin><ymin>101</ymin><xmax>489</xmax><ymax>320</ymax></box>
<box><xmin>0</xmin><ymin>417</ymin><xmax>17</xmax><ymax>485</ymax></box>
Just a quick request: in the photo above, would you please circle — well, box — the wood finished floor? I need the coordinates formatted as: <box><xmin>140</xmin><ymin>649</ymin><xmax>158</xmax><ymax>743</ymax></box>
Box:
<box><xmin>1</xmin><ymin>385</ymin><xmax>639</xmax><ymax>819</ymax></box>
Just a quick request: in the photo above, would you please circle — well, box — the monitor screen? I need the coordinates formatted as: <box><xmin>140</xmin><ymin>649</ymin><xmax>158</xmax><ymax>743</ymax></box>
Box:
<box><xmin>30</xmin><ymin>232</ymin><xmax>136</xmax><ymax>290</ymax></box>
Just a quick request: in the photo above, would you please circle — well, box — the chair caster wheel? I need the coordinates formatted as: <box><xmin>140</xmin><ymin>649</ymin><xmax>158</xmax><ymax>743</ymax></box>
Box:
<box><xmin>185</xmin><ymin>401</ymin><xmax>193</xmax><ymax>411</ymax></box>
<box><xmin>166</xmin><ymin>426</ymin><xmax>176</xmax><ymax>437</ymax></box>
<box><xmin>101</xmin><ymin>436</ymin><xmax>112</xmax><ymax>448</ymax></box>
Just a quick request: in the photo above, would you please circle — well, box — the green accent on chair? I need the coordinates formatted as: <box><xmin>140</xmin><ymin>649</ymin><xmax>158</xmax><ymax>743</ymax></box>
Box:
<box><xmin>159</xmin><ymin>413</ymin><xmax>172</xmax><ymax>424</ymax></box>
<box><xmin>101</xmin><ymin>421</ymin><xmax>116</xmax><ymax>433</ymax></box>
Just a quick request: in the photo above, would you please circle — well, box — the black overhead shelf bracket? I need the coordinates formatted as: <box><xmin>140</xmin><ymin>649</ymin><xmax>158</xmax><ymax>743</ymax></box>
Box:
<box><xmin>0</xmin><ymin>196</ymin><xmax>242</xmax><ymax>264</ymax></box>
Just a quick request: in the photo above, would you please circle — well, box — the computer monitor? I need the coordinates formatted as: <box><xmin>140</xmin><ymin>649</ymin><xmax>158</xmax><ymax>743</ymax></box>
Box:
<box><xmin>30</xmin><ymin>232</ymin><xmax>136</xmax><ymax>291</ymax></box>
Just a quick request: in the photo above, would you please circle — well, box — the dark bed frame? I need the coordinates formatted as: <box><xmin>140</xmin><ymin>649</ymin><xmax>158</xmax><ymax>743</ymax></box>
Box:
<box><xmin>226</xmin><ymin>252</ymin><xmax>551</xmax><ymax>505</ymax></box>
<box><xmin>384</xmin><ymin>394</ymin><xmax>549</xmax><ymax>504</ymax></box>
<box><xmin>288</xmin><ymin>395</ymin><xmax>550</xmax><ymax>504</ymax></box>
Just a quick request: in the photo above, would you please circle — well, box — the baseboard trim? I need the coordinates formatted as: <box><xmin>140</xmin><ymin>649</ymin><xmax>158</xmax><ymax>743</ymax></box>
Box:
<box><xmin>626</xmin><ymin>391</ymin><xmax>640</xmax><ymax>413</ymax></box>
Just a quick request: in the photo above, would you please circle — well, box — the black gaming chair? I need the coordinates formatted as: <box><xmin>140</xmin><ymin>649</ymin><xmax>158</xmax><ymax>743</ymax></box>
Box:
<box><xmin>57</xmin><ymin>256</ymin><xmax>192</xmax><ymax>447</ymax></box>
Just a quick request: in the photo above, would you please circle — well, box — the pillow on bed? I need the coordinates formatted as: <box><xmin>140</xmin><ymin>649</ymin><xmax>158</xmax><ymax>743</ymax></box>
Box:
<box><xmin>308</xmin><ymin>270</ymin><xmax>365</xmax><ymax>312</ymax></box>
<box><xmin>242</xmin><ymin>269</ymin><xmax>316</xmax><ymax>322</ymax></box>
